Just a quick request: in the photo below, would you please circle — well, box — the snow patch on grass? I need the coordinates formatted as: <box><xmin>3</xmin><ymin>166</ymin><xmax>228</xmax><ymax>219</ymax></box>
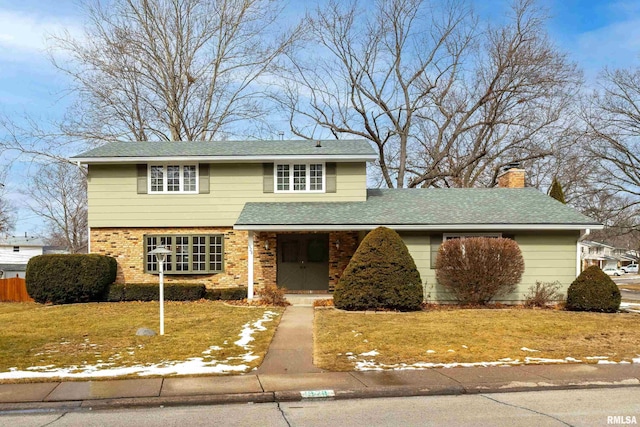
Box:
<box><xmin>352</xmin><ymin>354</ymin><xmax>640</xmax><ymax>371</ymax></box>
<box><xmin>0</xmin><ymin>310</ymin><xmax>278</xmax><ymax>380</ymax></box>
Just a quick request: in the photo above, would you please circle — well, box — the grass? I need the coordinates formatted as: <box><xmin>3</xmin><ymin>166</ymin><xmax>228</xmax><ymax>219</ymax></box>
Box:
<box><xmin>0</xmin><ymin>301</ymin><xmax>282</xmax><ymax>381</ymax></box>
<box><xmin>314</xmin><ymin>308</ymin><xmax>640</xmax><ymax>371</ymax></box>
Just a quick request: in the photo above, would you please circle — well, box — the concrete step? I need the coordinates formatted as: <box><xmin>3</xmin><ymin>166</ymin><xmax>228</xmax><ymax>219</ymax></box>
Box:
<box><xmin>284</xmin><ymin>294</ymin><xmax>332</xmax><ymax>307</ymax></box>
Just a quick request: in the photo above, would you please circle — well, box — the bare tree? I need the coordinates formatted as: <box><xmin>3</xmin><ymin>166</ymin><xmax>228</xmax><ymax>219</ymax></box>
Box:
<box><xmin>275</xmin><ymin>0</ymin><xmax>580</xmax><ymax>188</ymax></box>
<box><xmin>50</xmin><ymin>0</ymin><xmax>299</xmax><ymax>143</ymax></box>
<box><xmin>25</xmin><ymin>161</ymin><xmax>88</xmax><ymax>253</ymax></box>
<box><xmin>584</xmin><ymin>66</ymin><xmax>640</xmax><ymax>230</ymax></box>
<box><xmin>0</xmin><ymin>168</ymin><xmax>15</xmax><ymax>235</ymax></box>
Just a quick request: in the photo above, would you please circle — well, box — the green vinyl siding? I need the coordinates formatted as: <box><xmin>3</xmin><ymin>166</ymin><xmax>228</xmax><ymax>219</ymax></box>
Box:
<box><xmin>401</xmin><ymin>231</ymin><xmax>579</xmax><ymax>303</ymax></box>
<box><xmin>87</xmin><ymin>162</ymin><xmax>367</xmax><ymax>227</ymax></box>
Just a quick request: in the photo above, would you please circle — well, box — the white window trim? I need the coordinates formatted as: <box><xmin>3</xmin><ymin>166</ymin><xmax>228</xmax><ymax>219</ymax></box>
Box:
<box><xmin>274</xmin><ymin>162</ymin><xmax>326</xmax><ymax>193</ymax></box>
<box><xmin>148</xmin><ymin>163</ymin><xmax>199</xmax><ymax>194</ymax></box>
<box><xmin>443</xmin><ymin>233</ymin><xmax>502</xmax><ymax>241</ymax></box>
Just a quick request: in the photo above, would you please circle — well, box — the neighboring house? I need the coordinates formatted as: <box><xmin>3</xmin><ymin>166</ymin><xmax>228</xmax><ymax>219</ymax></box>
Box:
<box><xmin>580</xmin><ymin>241</ymin><xmax>639</xmax><ymax>271</ymax></box>
<box><xmin>72</xmin><ymin>140</ymin><xmax>602</xmax><ymax>303</ymax></box>
<box><xmin>0</xmin><ymin>236</ymin><xmax>46</xmax><ymax>278</ymax></box>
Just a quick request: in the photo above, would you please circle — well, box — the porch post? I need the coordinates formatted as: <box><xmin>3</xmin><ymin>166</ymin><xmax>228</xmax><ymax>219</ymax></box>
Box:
<box><xmin>247</xmin><ymin>230</ymin><xmax>254</xmax><ymax>300</ymax></box>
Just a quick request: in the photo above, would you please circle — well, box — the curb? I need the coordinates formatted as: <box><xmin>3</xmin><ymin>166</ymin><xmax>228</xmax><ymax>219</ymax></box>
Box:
<box><xmin>1</xmin><ymin>381</ymin><xmax>639</xmax><ymax>413</ymax></box>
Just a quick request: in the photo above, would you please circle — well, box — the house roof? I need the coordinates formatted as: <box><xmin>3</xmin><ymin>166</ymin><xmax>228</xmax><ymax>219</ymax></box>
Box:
<box><xmin>71</xmin><ymin>140</ymin><xmax>378</xmax><ymax>164</ymax></box>
<box><xmin>0</xmin><ymin>263</ymin><xmax>27</xmax><ymax>271</ymax></box>
<box><xmin>234</xmin><ymin>188</ymin><xmax>602</xmax><ymax>231</ymax></box>
<box><xmin>0</xmin><ymin>236</ymin><xmax>46</xmax><ymax>247</ymax></box>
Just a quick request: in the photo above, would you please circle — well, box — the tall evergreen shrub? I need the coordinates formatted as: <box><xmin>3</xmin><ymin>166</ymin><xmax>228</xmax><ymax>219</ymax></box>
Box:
<box><xmin>333</xmin><ymin>227</ymin><xmax>423</xmax><ymax>311</ymax></box>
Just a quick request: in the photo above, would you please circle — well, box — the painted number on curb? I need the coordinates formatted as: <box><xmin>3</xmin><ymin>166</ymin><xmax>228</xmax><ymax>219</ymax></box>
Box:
<box><xmin>300</xmin><ymin>390</ymin><xmax>336</xmax><ymax>398</ymax></box>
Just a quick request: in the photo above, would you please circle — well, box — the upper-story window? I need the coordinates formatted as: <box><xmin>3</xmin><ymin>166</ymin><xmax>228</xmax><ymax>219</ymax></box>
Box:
<box><xmin>275</xmin><ymin>163</ymin><xmax>325</xmax><ymax>192</ymax></box>
<box><xmin>148</xmin><ymin>164</ymin><xmax>198</xmax><ymax>193</ymax></box>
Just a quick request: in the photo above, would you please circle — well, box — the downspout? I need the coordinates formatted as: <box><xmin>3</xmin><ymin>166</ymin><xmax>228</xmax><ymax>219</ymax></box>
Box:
<box><xmin>78</xmin><ymin>160</ymin><xmax>90</xmax><ymax>253</ymax></box>
<box><xmin>247</xmin><ymin>230</ymin><xmax>254</xmax><ymax>300</ymax></box>
<box><xmin>577</xmin><ymin>228</ymin><xmax>591</xmax><ymax>276</ymax></box>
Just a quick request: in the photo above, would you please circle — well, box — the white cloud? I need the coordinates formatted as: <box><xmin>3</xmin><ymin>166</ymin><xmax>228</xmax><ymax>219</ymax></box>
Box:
<box><xmin>0</xmin><ymin>8</ymin><xmax>81</xmax><ymax>62</ymax></box>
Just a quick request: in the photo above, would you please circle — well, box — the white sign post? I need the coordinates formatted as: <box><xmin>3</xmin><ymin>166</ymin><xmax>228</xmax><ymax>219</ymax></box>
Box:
<box><xmin>149</xmin><ymin>246</ymin><xmax>172</xmax><ymax>336</ymax></box>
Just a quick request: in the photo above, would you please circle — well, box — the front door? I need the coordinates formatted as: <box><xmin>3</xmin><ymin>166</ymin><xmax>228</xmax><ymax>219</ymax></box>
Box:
<box><xmin>277</xmin><ymin>234</ymin><xmax>329</xmax><ymax>291</ymax></box>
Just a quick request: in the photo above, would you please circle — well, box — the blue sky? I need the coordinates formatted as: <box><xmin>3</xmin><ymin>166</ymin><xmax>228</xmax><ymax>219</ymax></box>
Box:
<box><xmin>1</xmin><ymin>0</ymin><xmax>640</xmax><ymax>234</ymax></box>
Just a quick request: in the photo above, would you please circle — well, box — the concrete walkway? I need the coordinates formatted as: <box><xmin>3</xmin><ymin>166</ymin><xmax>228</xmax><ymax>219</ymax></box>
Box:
<box><xmin>257</xmin><ymin>306</ymin><xmax>323</xmax><ymax>374</ymax></box>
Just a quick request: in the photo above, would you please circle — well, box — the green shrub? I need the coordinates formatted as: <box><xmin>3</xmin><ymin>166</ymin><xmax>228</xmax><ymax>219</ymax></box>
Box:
<box><xmin>566</xmin><ymin>266</ymin><xmax>621</xmax><ymax>313</ymax></box>
<box><xmin>333</xmin><ymin>226</ymin><xmax>423</xmax><ymax>311</ymax></box>
<box><xmin>204</xmin><ymin>287</ymin><xmax>247</xmax><ymax>301</ymax></box>
<box><xmin>107</xmin><ymin>283</ymin><xmax>125</xmax><ymax>302</ymax></box>
<box><xmin>220</xmin><ymin>287</ymin><xmax>247</xmax><ymax>300</ymax></box>
<box><xmin>26</xmin><ymin>254</ymin><xmax>117</xmax><ymax>304</ymax></box>
<box><xmin>435</xmin><ymin>237</ymin><xmax>524</xmax><ymax>305</ymax></box>
<box><xmin>119</xmin><ymin>283</ymin><xmax>206</xmax><ymax>301</ymax></box>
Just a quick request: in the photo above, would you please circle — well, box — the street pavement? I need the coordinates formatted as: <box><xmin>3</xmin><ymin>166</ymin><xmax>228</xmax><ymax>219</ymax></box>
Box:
<box><xmin>0</xmin><ymin>305</ymin><xmax>639</xmax><ymax>413</ymax></box>
<box><xmin>3</xmin><ymin>388</ymin><xmax>640</xmax><ymax>426</ymax></box>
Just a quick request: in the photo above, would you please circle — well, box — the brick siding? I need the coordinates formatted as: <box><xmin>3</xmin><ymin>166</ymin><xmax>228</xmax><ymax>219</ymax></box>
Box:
<box><xmin>92</xmin><ymin>228</ymin><xmax>359</xmax><ymax>292</ymax></box>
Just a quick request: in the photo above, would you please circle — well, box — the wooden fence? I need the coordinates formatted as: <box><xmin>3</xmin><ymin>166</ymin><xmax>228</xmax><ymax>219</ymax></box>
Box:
<box><xmin>0</xmin><ymin>277</ymin><xmax>33</xmax><ymax>302</ymax></box>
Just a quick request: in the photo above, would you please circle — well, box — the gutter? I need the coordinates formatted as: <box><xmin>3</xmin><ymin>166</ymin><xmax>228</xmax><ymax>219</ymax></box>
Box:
<box><xmin>72</xmin><ymin>154</ymin><xmax>378</xmax><ymax>165</ymax></box>
<box><xmin>233</xmin><ymin>223</ymin><xmax>604</xmax><ymax>232</ymax></box>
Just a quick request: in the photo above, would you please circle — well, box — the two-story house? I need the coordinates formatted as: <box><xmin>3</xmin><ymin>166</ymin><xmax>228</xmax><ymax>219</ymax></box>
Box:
<box><xmin>0</xmin><ymin>236</ymin><xmax>47</xmax><ymax>278</ymax></box>
<box><xmin>72</xmin><ymin>140</ymin><xmax>601</xmax><ymax>303</ymax></box>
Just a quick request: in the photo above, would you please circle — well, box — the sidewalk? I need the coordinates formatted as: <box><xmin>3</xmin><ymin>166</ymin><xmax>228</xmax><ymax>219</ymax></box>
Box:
<box><xmin>1</xmin><ymin>303</ymin><xmax>639</xmax><ymax>412</ymax></box>
<box><xmin>1</xmin><ymin>364</ymin><xmax>639</xmax><ymax>412</ymax></box>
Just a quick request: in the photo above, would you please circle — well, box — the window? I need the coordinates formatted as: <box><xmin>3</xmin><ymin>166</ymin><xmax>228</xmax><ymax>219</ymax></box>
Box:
<box><xmin>12</xmin><ymin>246</ymin><xmax>19</xmax><ymax>252</ymax></box>
<box><xmin>145</xmin><ymin>234</ymin><xmax>223</xmax><ymax>274</ymax></box>
<box><xmin>148</xmin><ymin>164</ymin><xmax>198</xmax><ymax>193</ymax></box>
<box><xmin>275</xmin><ymin>163</ymin><xmax>325</xmax><ymax>192</ymax></box>
<box><xmin>443</xmin><ymin>233</ymin><xmax>502</xmax><ymax>241</ymax></box>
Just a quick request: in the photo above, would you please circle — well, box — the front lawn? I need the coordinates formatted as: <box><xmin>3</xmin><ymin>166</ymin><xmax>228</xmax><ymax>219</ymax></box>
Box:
<box><xmin>0</xmin><ymin>301</ymin><xmax>282</xmax><ymax>382</ymax></box>
<box><xmin>314</xmin><ymin>309</ymin><xmax>640</xmax><ymax>371</ymax></box>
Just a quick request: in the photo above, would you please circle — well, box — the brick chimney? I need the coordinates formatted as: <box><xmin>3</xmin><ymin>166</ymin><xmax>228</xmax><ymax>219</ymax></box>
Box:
<box><xmin>497</xmin><ymin>162</ymin><xmax>525</xmax><ymax>188</ymax></box>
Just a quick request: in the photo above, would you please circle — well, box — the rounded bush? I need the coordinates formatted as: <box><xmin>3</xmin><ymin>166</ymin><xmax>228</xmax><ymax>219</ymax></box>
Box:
<box><xmin>566</xmin><ymin>266</ymin><xmax>621</xmax><ymax>313</ymax></box>
<box><xmin>26</xmin><ymin>254</ymin><xmax>117</xmax><ymax>304</ymax></box>
<box><xmin>435</xmin><ymin>237</ymin><xmax>524</xmax><ymax>305</ymax></box>
<box><xmin>333</xmin><ymin>227</ymin><xmax>423</xmax><ymax>311</ymax></box>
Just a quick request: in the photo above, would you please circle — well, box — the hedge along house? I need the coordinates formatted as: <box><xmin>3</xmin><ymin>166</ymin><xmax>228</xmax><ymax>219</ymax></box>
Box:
<box><xmin>72</xmin><ymin>140</ymin><xmax>602</xmax><ymax>303</ymax></box>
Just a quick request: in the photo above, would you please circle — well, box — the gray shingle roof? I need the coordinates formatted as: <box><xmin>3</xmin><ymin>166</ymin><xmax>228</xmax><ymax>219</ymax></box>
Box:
<box><xmin>72</xmin><ymin>140</ymin><xmax>377</xmax><ymax>162</ymax></box>
<box><xmin>0</xmin><ymin>264</ymin><xmax>27</xmax><ymax>271</ymax></box>
<box><xmin>0</xmin><ymin>237</ymin><xmax>46</xmax><ymax>247</ymax></box>
<box><xmin>235</xmin><ymin>188</ymin><xmax>601</xmax><ymax>230</ymax></box>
